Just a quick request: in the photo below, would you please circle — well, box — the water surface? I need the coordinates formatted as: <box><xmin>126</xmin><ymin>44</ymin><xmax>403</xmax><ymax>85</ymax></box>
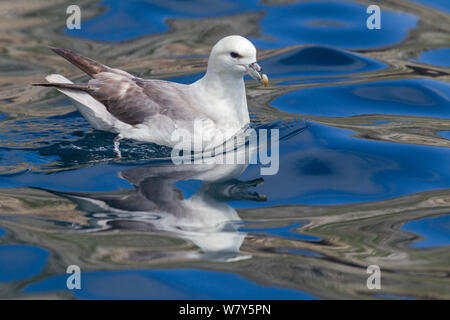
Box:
<box><xmin>0</xmin><ymin>0</ymin><xmax>449</xmax><ymax>300</ymax></box>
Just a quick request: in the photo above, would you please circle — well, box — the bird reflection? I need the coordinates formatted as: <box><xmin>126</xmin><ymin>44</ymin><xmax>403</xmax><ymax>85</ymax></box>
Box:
<box><xmin>51</xmin><ymin>143</ymin><xmax>266</xmax><ymax>261</ymax></box>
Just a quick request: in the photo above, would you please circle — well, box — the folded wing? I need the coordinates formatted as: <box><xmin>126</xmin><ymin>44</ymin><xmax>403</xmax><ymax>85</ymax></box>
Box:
<box><xmin>35</xmin><ymin>47</ymin><xmax>195</xmax><ymax>127</ymax></box>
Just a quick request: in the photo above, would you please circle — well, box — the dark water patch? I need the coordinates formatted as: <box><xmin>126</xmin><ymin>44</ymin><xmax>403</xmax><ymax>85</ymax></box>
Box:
<box><xmin>401</xmin><ymin>215</ymin><xmax>450</xmax><ymax>248</ymax></box>
<box><xmin>0</xmin><ymin>245</ymin><xmax>49</xmax><ymax>282</ymax></box>
<box><xmin>413</xmin><ymin>48</ymin><xmax>450</xmax><ymax>68</ymax></box>
<box><xmin>261</xmin><ymin>45</ymin><xmax>386</xmax><ymax>79</ymax></box>
<box><xmin>238</xmin><ymin>221</ymin><xmax>321</xmax><ymax>242</ymax></box>
<box><xmin>234</xmin><ymin>123</ymin><xmax>450</xmax><ymax>207</ymax></box>
<box><xmin>271</xmin><ymin>79</ymin><xmax>450</xmax><ymax>118</ymax></box>
<box><xmin>406</xmin><ymin>64</ymin><xmax>449</xmax><ymax>78</ymax></box>
<box><xmin>24</xmin><ymin>268</ymin><xmax>316</xmax><ymax>299</ymax></box>
<box><xmin>36</xmin><ymin>130</ymin><xmax>173</xmax><ymax>167</ymax></box>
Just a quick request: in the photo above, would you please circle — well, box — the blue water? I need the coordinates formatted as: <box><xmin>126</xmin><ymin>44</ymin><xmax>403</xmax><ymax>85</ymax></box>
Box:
<box><xmin>1</xmin><ymin>0</ymin><xmax>449</xmax><ymax>300</ymax></box>
<box><xmin>175</xmin><ymin>179</ymin><xmax>204</xmax><ymax>199</ymax></box>
<box><xmin>401</xmin><ymin>215</ymin><xmax>450</xmax><ymax>248</ymax></box>
<box><xmin>271</xmin><ymin>79</ymin><xmax>450</xmax><ymax>118</ymax></box>
<box><xmin>24</xmin><ymin>269</ymin><xmax>316</xmax><ymax>299</ymax></box>
<box><xmin>438</xmin><ymin>131</ymin><xmax>450</xmax><ymax>139</ymax></box>
<box><xmin>0</xmin><ymin>162</ymin><xmax>133</xmax><ymax>191</ymax></box>
<box><xmin>66</xmin><ymin>0</ymin><xmax>259</xmax><ymax>41</ymax></box>
<box><xmin>413</xmin><ymin>48</ymin><xmax>450</xmax><ymax>67</ymax></box>
<box><xmin>235</xmin><ymin>123</ymin><xmax>450</xmax><ymax>207</ymax></box>
<box><xmin>254</xmin><ymin>1</ymin><xmax>418</xmax><ymax>49</ymax></box>
<box><xmin>259</xmin><ymin>45</ymin><xmax>387</xmax><ymax>79</ymax></box>
<box><xmin>66</xmin><ymin>0</ymin><xmax>418</xmax><ymax>50</ymax></box>
<box><xmin>0</xmin><ymin>245</ymin><xmax>49</xmax><ymax>282</ymax></box>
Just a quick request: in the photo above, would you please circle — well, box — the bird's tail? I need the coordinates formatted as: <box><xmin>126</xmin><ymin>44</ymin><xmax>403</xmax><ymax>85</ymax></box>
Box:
<box><xmin>35</xmin><ymin>74</ymin><xmax>113</xmax><ymax>131</ymax></box>
<box><xmin>48</xmin><ymin>46</ymin><xmax>110</xmax><ymax>77</ymax></box>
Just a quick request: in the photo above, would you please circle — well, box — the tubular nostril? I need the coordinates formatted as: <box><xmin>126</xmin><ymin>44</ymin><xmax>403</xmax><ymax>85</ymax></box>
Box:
<box><xmin>249</xmin><ymin>62</ymin><xmax>262</xmax><ymax>72</ymax></box>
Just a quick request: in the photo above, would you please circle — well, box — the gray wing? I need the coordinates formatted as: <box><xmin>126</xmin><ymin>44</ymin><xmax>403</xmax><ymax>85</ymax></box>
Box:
<box><xmin>86</xmin><ymin>72</ymin><xmax>194</xmax><ymax>126</ymax></box>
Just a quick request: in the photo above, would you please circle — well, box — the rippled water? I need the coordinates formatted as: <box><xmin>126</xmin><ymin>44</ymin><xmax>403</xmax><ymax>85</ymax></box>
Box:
<box><xmin>0</xmin><ymin>0</ymin><xmax>449</xmax><ymax>299</ymax></box>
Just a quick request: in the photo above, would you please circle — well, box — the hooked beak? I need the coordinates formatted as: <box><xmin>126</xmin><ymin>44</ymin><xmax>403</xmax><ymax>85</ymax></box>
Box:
<box><xmin>246</xmin><ymin>62</ymin><xmax>263</xmax><ymax>80</ymax></box>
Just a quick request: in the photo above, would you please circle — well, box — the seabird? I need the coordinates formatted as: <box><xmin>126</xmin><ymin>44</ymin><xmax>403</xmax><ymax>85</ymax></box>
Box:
<box><xmin>33</xmin><ymin>35</ymin><xmax>268</xmax><ymax>156</ymax></box>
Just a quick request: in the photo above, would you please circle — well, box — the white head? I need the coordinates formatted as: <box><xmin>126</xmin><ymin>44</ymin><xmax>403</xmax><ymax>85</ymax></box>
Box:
<box><xmin>206</xmin><ymin>35</ymin><xmax>263</xmax><ymax>80</ymax></box>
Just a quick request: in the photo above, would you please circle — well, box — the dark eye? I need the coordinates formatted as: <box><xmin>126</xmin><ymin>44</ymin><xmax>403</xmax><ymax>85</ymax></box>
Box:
<box><xmin>230</xmin><ymin>52</ymin><xmax>241</xmax><ymax>58</ymax></box>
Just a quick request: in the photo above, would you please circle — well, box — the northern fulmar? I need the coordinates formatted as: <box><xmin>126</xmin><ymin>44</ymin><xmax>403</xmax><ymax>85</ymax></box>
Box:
<box><xmin>33</xmin><ymin>35</ymin><xmax>268</xmax><ymax>156</ymax></box>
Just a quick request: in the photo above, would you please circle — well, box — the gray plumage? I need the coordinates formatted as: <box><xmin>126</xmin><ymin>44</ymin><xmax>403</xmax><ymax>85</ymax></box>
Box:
<box><xmin>33</xmin><ymin>47</ymin><xmax>194</xmax><ymax>126</ymax></box>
